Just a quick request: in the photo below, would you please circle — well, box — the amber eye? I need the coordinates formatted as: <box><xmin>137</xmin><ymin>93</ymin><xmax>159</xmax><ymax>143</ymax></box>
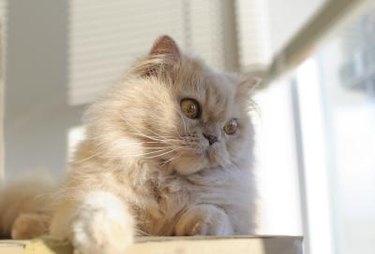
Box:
<box><xmin>224</xmin><ymin>119</ymin><xmax>238</xmax><ymax>135</ymax></box>
<box><xmin>180</xmin><ymin>98</ymin><xmax>200</xmax><ymax>119</ymax></box>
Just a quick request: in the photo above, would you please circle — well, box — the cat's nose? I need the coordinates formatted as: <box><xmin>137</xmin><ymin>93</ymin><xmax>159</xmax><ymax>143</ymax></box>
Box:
<box><xmin>203</xmin><ymin>133</ymin><xmax>218</xmax><ymax>146</ymax></box>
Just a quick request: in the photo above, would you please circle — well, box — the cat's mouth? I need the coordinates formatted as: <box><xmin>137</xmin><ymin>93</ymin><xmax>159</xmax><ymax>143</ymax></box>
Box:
<box><xmin>158</xmin><ymin>141</ymin><xmax>222</xmax><ymax>170</ymax></box>
<box><xmin>188</xmin><ymin>146</ymin><xmax>221</xmax><ymax>168</ymax></box>
<box><xmin>205</xmin><ymin>148</ymin><xmax>221</xmax><ymax>165</ymax></box>
<box><xmin>164</xmin><ymin>145</ymin><xmax>223</xmax><ymax>174</ymax></box>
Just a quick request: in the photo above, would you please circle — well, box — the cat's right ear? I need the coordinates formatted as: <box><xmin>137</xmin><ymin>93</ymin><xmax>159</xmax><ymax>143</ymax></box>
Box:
<box><xmin>236</xmin><ymin>77</ymin><xmax>261</xmax><ymax>98</ymax></box>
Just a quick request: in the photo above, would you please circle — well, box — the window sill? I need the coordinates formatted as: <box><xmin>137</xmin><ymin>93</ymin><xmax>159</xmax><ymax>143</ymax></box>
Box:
<box><xmin>0</xmin><ymin>235</ymin><xmax>302</xmax><ymax>254</ymax></box>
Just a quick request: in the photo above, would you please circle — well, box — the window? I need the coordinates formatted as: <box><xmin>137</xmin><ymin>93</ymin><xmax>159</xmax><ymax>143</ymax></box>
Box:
<box><xmin>292</xmin><ymin>2</ymin><xmax>375</xmax><ymax>253</ymax></box>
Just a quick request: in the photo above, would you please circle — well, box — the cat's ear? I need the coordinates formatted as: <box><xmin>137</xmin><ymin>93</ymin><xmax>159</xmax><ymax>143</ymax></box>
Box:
<box><xmin>236</xmin><ymin>77</ymin><xmax>261</xmax><ymax>99</ymax></box>
<box><xmin>137</xmin><ymin>35</ymin><xmax>180</xmax><ymax>77</ymax></box>
<box><xmin>149</xmin><ymin>35</ymin><xmax>180</xmax><ymax>60</ymax></box>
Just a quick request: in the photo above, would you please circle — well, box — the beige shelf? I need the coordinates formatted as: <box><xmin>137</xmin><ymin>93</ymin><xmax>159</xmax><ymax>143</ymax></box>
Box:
<box><xmin>0</xmin><ymin>235</ymin><xmax>302</xmax><ymax>254</ymax></box>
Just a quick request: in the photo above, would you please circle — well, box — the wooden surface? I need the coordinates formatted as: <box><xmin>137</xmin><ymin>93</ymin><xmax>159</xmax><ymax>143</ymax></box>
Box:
<box><xmin>0</xmin><ymin>236</ymin><xmax>303</xmax><ymax>254</ymax></box>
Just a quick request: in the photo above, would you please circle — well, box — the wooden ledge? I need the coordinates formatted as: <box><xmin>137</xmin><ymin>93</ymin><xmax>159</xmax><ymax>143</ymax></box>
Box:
<box><xmin>0</xmin><ymin>235</ymin><xmax>303</xmax><ymax>254</ymax></box>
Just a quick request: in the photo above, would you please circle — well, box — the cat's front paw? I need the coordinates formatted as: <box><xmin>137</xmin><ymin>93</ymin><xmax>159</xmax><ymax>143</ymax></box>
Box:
<box><xmin>71</xmin><ymin>191</ymin><xmax>134</xmax><ymax>254</ymax></box>
<box><xmin>175</xmin><ymin>204</ymin><xmax>233</xmax><ymax>236</ymax></box>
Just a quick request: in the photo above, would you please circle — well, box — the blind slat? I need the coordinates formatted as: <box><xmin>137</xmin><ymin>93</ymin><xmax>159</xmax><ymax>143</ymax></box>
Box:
<box><xmin>69</xmin><ymin>0</ymin><xmax>227</xmax><ymax>106</ymax></box>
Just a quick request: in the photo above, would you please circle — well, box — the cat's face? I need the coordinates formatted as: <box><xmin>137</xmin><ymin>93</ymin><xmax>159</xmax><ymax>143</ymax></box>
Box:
<box><xmin>87</xmin><ymin>36</ymin><xmax>258</xmax><ymax>175</ymax></box>
<box><xmin>165</xmin><ymin>68</ymin><xmax>255</xmax><ymax>175</ymax></box>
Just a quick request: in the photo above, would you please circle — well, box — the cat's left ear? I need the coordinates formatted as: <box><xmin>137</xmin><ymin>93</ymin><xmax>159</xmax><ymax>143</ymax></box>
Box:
<box><xmin>139</xmin><ymin>35</ymin><xmax>180</xmax><ymax>77</ymax></box>
<box><xmin>149</xmin><ymin>35</ymin><xmax>180</xmax><ymax>61</ymax></box>
<box><xmin>236</xmin><ymin>77</ymin><xmax>261</xmax><ymax>98</ymax></box>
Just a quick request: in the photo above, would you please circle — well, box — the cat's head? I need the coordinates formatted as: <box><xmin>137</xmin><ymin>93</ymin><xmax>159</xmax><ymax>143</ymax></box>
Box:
<box><xmin>85</xmin><ymin>35</ymin><xmax>259</xmax><ymax>175</ymax></box>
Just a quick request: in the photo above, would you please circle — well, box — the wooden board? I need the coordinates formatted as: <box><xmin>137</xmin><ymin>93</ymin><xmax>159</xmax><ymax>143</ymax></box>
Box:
<box><xmin>0</xmin><ymin>236</ymin><xmax>303</xmax><ymax>254</ymax></box>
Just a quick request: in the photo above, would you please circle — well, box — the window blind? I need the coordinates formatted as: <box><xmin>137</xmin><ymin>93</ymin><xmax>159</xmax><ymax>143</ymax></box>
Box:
<box><xmin>68</xmin><ymin>0</ymin><xmax>231</xmax><ymax>106</ymax></box>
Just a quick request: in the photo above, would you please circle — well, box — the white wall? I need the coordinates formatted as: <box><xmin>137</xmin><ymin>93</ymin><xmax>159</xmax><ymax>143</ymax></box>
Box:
<box><xmin>4</xmin><ymin>0</ymin><xmax>81</xmax><ymax>180</ymax></box>
<box><xmin>253</xmin><ymin>81</ymin><xmax>302</xmax><ymax>235</ymax></box>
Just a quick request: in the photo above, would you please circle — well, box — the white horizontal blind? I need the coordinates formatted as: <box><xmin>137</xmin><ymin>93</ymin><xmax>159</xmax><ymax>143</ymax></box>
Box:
<box><xmin>236</xmin><ymin>0</ymin><xmax>272</xmax><ymax>72</ymax></box>
<box><xmin>68</xmin><ymin>0</ymin><xmax>230</xmax><ymax>106</ymax></box>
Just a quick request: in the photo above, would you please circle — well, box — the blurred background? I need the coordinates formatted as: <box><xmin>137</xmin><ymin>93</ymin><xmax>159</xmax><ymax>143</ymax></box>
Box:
<box><xmin>0</xmin><ymin>0</ymin><xmax>374</xmax><ymax>253</ymax></box>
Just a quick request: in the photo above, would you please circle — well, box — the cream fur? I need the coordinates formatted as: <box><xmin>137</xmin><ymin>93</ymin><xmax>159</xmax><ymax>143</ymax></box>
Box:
<box><xmin>0</xmin><ymin>177</ymin><xmax>55</xmax><ymax>239</ymax></box>
<box><xmin>0</xmin><ymin>36</ymin><xmax>259</xmax><ymax>254</ymax></box>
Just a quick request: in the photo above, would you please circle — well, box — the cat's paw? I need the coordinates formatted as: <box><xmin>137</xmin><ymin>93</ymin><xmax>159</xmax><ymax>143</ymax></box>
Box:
<box><xmin>175</xmin><ymin>204</ymin><xmax>233</xmax><ymax>236</ymax></box>
<box><xmin>71</xmin><ymin>191</ymin><xmax>134</xmax><ymax>254</ymax></box>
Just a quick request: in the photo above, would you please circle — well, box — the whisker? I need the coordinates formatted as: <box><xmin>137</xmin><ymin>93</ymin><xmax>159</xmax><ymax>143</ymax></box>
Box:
<box><xmin>72</xmin><ymin>137</ymin><xmax>170</xmax><ymax>163</ymax></box>
<box><xmin>129</xmin><ymin>132</ymin><xmax>181</xmax><ymax>143</ymax></box>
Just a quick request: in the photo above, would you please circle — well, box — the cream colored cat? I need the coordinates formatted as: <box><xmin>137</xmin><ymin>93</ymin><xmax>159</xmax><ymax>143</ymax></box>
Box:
<box><xmin>0</xmin><ymin>35</ymin><xmax>260</xmax><ymax>254</ymax></box>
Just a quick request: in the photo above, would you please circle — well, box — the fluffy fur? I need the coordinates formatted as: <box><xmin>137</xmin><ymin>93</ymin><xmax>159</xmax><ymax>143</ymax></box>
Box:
<box><xmin>0</xmin><ymin>35</ymin><xmax>259</xmax><ymax>254</ymax></box>
<box><xmin>0</xmin><ymin>177</ymin><xmax>55</xmax><ymax>239</ymax></box>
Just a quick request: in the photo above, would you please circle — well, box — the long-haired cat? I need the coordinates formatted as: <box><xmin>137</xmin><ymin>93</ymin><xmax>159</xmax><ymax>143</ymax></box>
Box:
<box><xmin>0</xmin><ymin>35</ymin><xmax>260</xmax><ymax>254</ymax></box>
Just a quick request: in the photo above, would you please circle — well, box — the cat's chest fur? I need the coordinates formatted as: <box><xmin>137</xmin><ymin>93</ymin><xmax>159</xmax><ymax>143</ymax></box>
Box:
<box><xmin>119</xmin><ymin>160</ymin><xmax>252</xmax><ymax>235</ymax></box>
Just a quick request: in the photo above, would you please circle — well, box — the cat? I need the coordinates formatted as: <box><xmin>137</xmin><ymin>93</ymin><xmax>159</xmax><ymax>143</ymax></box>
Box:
<box><xmin>0</xmin><ymin>35</ymin><xmax>260</xmax><ymax>254</ymax></box>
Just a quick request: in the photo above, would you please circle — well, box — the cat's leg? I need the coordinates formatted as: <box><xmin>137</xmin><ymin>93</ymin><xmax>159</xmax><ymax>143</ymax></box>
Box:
<box><xmin>175</xmin><ymin>204</ymin><xmax>233</xmax><ymax>236</ymax></box>
<box><xmin>50</xmin><ymin>191</ymin><xmax>134</xmax><ymax>254</ymax></box>
<box><xmin>11</xmin><ymin>213</ymin><xmax>50</xmax><ymax>239</ymax></box>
